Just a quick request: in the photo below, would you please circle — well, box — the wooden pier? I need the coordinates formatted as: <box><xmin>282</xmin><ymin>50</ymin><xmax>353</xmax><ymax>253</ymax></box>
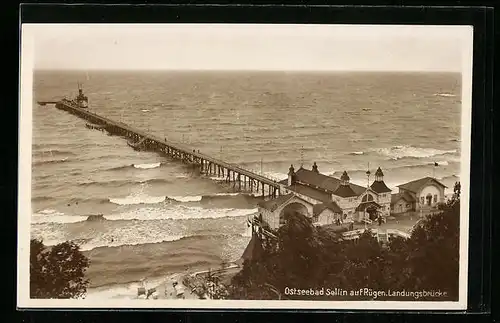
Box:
<box><xmin>37</xmin><ymin>99</ymin><xmax>282</xmax><ymax>198</ymax></box>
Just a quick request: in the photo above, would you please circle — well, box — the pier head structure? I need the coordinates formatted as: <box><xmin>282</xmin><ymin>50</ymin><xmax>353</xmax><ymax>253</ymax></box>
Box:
<box><xmin>38</xmin><ymin>95</ymin><xmax>281</xmax><ymax>199</ymax></box>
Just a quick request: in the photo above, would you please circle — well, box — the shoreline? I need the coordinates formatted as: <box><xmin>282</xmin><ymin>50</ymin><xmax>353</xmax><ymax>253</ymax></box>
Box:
<box><xmin>85</xmin><ymin>263</ymin><xmax>242</xmax><ymax>300</ymax></box>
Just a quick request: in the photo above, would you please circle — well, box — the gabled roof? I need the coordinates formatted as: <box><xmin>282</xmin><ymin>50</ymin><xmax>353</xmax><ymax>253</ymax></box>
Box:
<box><xmin>397</xmin><ymin>177</ymin><xmax>447</xmax><ymax>193</ymax></box>
<box><xmin>293</xmin><ymin>168</ymin><xmax>366</xmax><ymax>196</ymax></box>
<box><xmin>391</xmin><ymin>192</ymin><xmax>416</xmax><ymax>204</ymax></box>
<box><xmin>313</xmin><ymin>201</ymin><xmax>342</xmax><ymax>215</ymax></box>
<box><xmin>287</xmin><ymin>183</ymin><xmax>331</xmax><ymax>203</ymax></box>
<box><xmin>355</xmin><ymin>201</ymin><xmax>382</xmax><ymax>212</ymax></box>
<box><xmin>257</xmin><ymin>193</ymin><xmax>295</xmax><ymax>212</ymax></box>
<box><xmin>370</xmin><ymin>180</ymin><xmax>392</xmax><ymax>193</ymax></box>
<box><xmin>333</xmin><ymin>184</ymin><xmax>358</xmax><ymax>198</ymax></box>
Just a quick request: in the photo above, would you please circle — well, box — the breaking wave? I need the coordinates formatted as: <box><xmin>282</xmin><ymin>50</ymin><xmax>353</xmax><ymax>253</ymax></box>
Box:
<box><xmin>103</xmin><ymin>206</ymin><xmax>258</xmax><ymax>221</ymax></box>
<box><xmin>103</xmin><ymin>162</ymin><xmax>165</xmax><ymax>171</ymax></box>
<box><xmin>32</xmin><ymin>196</ymin><xmax>110</xmax><ymax>205</ymax></box>
<box><xmin>32</xmin><ymin>150</ymin><xmax>76</xmax><ymax>157</ymax></box>
<box><xmin>34</xmin><ymin>234</ymin><xmax>186</xmax><ymax>252</ymax></box>
<box><xmin>32</xmin><ymin>157</ymin><xmax>70</xmax><ymax>166</ymax></box>
<box><xmin>32</xmin><ymin>209</ymin><xmax>89</xmax><ymax>224</ymax></box>
<box><xmin>31</xmin><ymin>206</ymin><xmax>258</xmax><ymax>224</ymax></box>
<box><xmin>133</xmin><ymin>162</ymin><xmax>161</xmax><ymax>169</ymax></box>
<box><xmin>373</xmin><ymin>145</ymin><xmax>457</xmax><ymax>160</ymax></box>
<box><xmin>168</xmin><ymin>192</ymin><xmax>253</xmax><ymax>203</ymax></box>
<box><xmin>77</xmin><ymin>178</ymin><xmax>172</xmax><ymax>188</ymax></box>
<box><xmin>109</xmin><ymin>194</ymin><xmax>166</xmax><ymax>206</ymax></box>
<box><xmin>434</xmin><ymin>93</ymin><xmax>457</xmax><ymax>97</ymax></box>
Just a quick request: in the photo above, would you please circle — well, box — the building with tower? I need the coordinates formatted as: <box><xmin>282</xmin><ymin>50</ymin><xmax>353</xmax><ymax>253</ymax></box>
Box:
<box><xmin>256</xmin><ymin>162</ymin><xmax>393</xmax><ymax>229</ymax></box>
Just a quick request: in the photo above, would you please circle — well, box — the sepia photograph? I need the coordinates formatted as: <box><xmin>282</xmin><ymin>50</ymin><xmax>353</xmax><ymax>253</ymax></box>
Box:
<box><xmin>18</xmin><ymin>23</ymin><xmax>472</xmax><ymax>310</ymax></box>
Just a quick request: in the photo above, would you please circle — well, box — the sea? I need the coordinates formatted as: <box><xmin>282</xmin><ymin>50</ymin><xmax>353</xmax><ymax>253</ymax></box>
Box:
<box><xmin>30</xmin><ymin>70</ymin><xmax>462</xmax><ymax>299</ymax></box>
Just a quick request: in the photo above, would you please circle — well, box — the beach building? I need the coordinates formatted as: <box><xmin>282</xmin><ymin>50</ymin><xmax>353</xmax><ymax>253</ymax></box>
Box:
<box><xmin>390</xmin><ymin>191</ymin><xmax>416</xmax><ymax>214</ymax></box>
<box><xmin>392</xmin><ymin>177</ymin><xmax>447</xmax><ymax>213</ymax></box>
<box><xmin>256</xmin><ymin>163</ymin><xmax>393</xmax><ymax>228</ymax></box>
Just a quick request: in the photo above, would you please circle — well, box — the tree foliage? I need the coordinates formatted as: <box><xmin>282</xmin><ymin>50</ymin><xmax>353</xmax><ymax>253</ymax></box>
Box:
<box><xmin>30</xmin><ymin>239</ymin><xmax>90</xmax><ymax>299</ymax></box>
<box><xmin>228</xmin><ymin>182</ymin><xmax>461</xmax><ymax>301</ymax></box>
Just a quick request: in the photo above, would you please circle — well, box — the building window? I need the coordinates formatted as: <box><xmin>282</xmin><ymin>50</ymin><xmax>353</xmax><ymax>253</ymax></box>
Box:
<box><xmin>434</xmin><ymin>194</ymin><xmax>437</xmax><ymax>203</ymax></box>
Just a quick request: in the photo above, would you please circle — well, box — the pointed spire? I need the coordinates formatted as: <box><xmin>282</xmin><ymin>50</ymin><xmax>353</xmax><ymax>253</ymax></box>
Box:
<box><xmin>288</xmin><ymin>164</ymin><xmax>296</xmax><ymax>186</ymax></box>
<box><xmin>341</xmin><ymin>171</ymin><xmax>350</xmax><ymax>185</ymax></box>
<box><xmin>375</xmin><ymin>167</ymin><xmax>384</xmax><ymax>181</ymax></box>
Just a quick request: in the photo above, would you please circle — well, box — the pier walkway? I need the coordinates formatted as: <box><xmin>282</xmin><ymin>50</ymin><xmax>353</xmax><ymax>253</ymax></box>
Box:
<box><xmin>37</xmin><ymin>99</ymin><xmax>282</xmax><ymax>198</ymax></box>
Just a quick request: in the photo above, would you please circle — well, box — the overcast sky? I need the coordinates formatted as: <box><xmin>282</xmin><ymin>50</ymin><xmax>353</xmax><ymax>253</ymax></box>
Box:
<box><xmin>24</xmin><ymin>24</ymin><xmax>472</xmax><ymax>72</ymax></box>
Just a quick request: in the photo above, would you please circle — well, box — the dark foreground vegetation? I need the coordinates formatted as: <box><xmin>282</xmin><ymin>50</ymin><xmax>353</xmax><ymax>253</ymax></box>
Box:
<box><xmin>30</xmin><ymin>239</ymin><xmax>90</xmax><ymax>299</ymax></box>
<box><xmin>227</xmin><ymin>182</ymin><xmax>461</xmax><ymax>301</ymax></box>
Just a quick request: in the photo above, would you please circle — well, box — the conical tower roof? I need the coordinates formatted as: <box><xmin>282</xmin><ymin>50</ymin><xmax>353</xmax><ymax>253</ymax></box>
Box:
<box><xmin>340</xmin><ymin>171</ymin><xmax>350</xmax><ymax>181</ymax></box>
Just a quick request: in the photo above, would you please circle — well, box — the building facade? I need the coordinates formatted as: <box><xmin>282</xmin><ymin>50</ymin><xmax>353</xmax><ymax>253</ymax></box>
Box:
<box><xmin>273</xmin><ymin>163</ymin><xmax>392</xmax><ymax>225</ymax></box>
<box><xmin>395</xmin><ymin>177</ymin><xmax>447</xmax><ymax>212</ymax></box>
<box><xmin>255</xmin><ymin>163</ymin><xmax>448</xmax><ymax>232</ymax></box>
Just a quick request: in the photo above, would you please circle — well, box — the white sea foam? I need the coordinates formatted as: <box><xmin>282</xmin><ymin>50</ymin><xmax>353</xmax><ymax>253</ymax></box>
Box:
<box><xmin>141</xmin><ymin>109</ymin><xmax>150</xmax><ymax>112</ymax></box>
<box><xmin>214</xmin><ymin>192</ymin><xmax>241</xmax><ymax>196</ymax></box>
<box><xmin>31</xmin><ymin>204</ymin><xmax>258</xmax><ymax>224</ymax></box>
<box><xmin>104</xmin><ymin>206</ymin><xmax>258</xmax><ymax>221</ymax></box>
<box><xmin>169</xmin><ymin>195</ymin><xmax>203</xmax><ymax>202</ymax></box>
<box><xmin>109</xmin><ymin>194</ymin><xmax>166</xmax><ymax>205</ymax></box>
<box><xmin>169</xmin><ymin>193</ymin><xmax>244</xmax><ymax>203</ymax></box>
<box><xmin>350</xmin><ymin>151</ymin><xmax>364</xmax><ymax>155</ymax></box>
<box><xmin>133</xmin><ymin>162</ymin><xmax>161</xmax><ymax>169</ymax></box>
<box><xmin>32</xmin><ymin>209</ymin><xmax>88</xmax><ymax>224</ymax></box>
<box><xmin>34</xmin><ymin>233</ymin><xmax>185</xmax><ymax>252</ymax></box>
<box><xmin>208</xmin><ymin>176</ymin><xmax>226</xmax><ymax>182</ymax></box>
<box><xmin>434</xmin><ymin>93</ymin><xmax>456</xmax><ymax>97</ymax></box>
<box><xmin>375</xmin><ymin>145</ymin><xmax>457</xmax><ymax>160</ymax></box>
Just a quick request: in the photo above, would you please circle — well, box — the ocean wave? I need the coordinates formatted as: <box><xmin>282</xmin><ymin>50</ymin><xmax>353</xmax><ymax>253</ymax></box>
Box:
<box><xmin>168</xmin><ymin>192</ymin><xmax>253</xmax><ymax>203</ymax></box>
<box><xmin>31</xmin><ymin>231</ymin><xmax>186</xmax><ymax>252</ymax></box>
<box><xmin>32</xmin><ymin>196</ymin><xmax>110</xmax><ymax>205</ymax></box>
<box><xmin>32</xmin><ymin>204</ymin><xmax>257</xmax><ymax>224</ymax></box>
<box><xmin>331</xmin><ymin>160</ymin><xmax>459</xmax><ymax>177</ymax></box>
<box><xmin>104</xmin><ymin>162</ymin><xmax>164</xmax><ymax>171</ymax></box>
<box><xmin>32</xmin><ymin>150</ymin><xmax>76</xmax><ymax>157</ymax></box>
<box><xmin>109</xmin><ymin>194</ymin><xmax>166</xmax><ymax>206</ymax></box>
<box><xmin>32</xmin><ymin>157</ymin><xmax>70</xmax><ymax>166</ymax></box>
<box><xmin>373</xmin><ymin>145</ymin><xmax>457</xmax><ymax>160</ymax></box>
<box><xmin>77</xmin><ymin>178</ymin><xmax>172</xmax><ymax>189</ymax></box>
<box><xmin>103</xmin><ymin>206</ymin><xmax>258</xmax><ymax>222</ymax></box>
<box><xmin>134</xmin><ymin>162</ymin><xmax>161</xmax><ymax>169</ymax></box>
<box><xmin>434</xmin><ymin>93</ymin><xmax>457</xmax><ymax>97</ymax></box>
<box><xmin>32</xmin><ymin>209</ymin><xmax>88</xmax><ymax>224</ymax></box>
<box><xmin>349</xmin><ymin>151</ymin><xmax>364</xmax><ymax>155</ymax></box>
